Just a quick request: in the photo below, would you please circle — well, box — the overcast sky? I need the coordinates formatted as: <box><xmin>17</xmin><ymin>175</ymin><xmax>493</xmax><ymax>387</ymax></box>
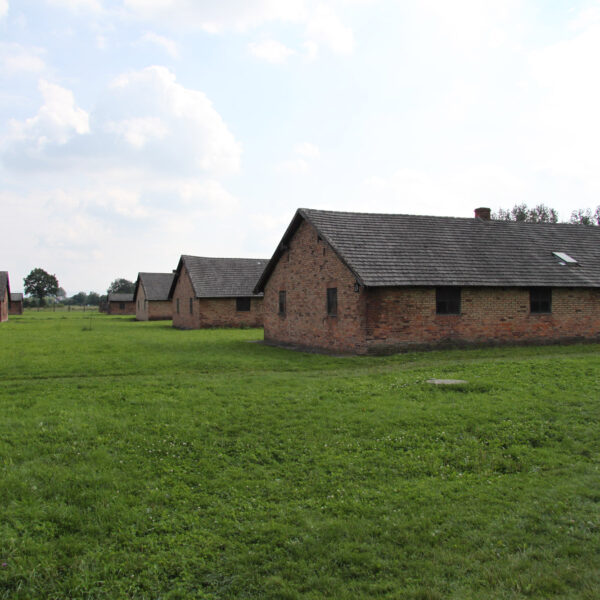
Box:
<box><xmin>2</xmin><ymin>0</ymin><xmax>600</xmax><ymax>295</ymax></box>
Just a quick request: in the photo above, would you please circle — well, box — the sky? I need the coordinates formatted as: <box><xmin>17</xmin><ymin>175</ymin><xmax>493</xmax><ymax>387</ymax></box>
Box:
<box><xmin>2</xmin><ymin>0</ymin><xmax>600</xmax><ymax>295</ymax></box>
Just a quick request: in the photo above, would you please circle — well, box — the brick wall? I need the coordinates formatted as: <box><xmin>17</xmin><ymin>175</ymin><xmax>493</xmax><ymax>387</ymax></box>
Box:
<box><xmin>365</xmin><ymin>286</ymin><xmax>600</xmax><ymax>353</ymax></box>
<box><xmin>262</xmin><ymin>218</ymin><xmax>600</xmax><ymax>354</ymax></box>
<box><xmin>135</xmin><ymin>285</ymin><xmax>172</xmax><ymax>321</ymax></box>
<box><xmin>263</xmin><ymin>219</ymin><xmax>368</xmax><ymax>353</ymax></box>
<box><xmin>108</xmin><ymin>301</ymin><xmax>135</xmax><ymax>315</ymax></box>
<box><xmin>172</xmin><ymin>264</ymin><xmax>263</xmax><ymax>329</ymax></box>
<box><xmin>0</xmin><ymin>290</ymin><xmax>7</xmax><ymax>322</ymax></box>
<box><xmin>147</xmin><ymin>300</ymin><xmax>173</xmax><ymax>321</ymax></box>
<box><xmin>8</xmin><ymin>300</ymin><xmax>23</xmax><ymax>315</ymax></box>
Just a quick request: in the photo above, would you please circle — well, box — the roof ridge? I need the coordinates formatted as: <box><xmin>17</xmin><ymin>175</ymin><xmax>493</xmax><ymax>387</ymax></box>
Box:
<box><xmin>300</xmin><ymin>207</ymin><xmax>590</xmax><ymax>228</ymax></box>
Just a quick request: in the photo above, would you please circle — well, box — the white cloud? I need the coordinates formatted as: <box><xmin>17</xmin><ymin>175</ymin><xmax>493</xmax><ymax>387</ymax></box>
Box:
<box><xmin>0</xmin><ymin>43</ymin><xmax>46</xmax><ymax>74</ymax></box>
<box><xmin>107</xmin><ymin>66</ymin><xmax>241</xmax><ymax>175</ymax></box>
<box><xmin>248</xmin><ymin>39</ymin><xmax>295</xmax><ymax>64</ymax></box>
<box><xmin>121</xmin><ymin>0</ymin><xmax>354</xmax><ymax>57</ymax></box>
<box><xmin>5</xmin><ymin>79</ymin><xmax>89</xmax><ymax>148</ymax></box>
<box><xmin>46</xmin><ymin>0</ymin><xmax>356</xmax><ymax>59</ymax></box>
<box><xmin>306</xmin><ymin>4</ymin><xmax>354</xmax><ymax>55</ymax></box>
<box><xmin>294</xmin><ymin>141</ymin><xmax>320</xmax><ymax>158</ymax></box>
<box><xmin>417</xmin><ymin>0</ymin><xmax>523</xmax><ymax>51</ymax></box>
<box><xmin>0</xmin><ymin>65</ymin><xmax>246</xmax><ymax>292</ymax></box>
<box><xmin>139</xmin><ymin>31</ymin><xmax>180</xmax><ymax>58</ymax></box>
<box><xmin>362</xmin><ymin>166</ymin><xmax>527</xmax><ymax>217</ymax></box>
<box><xmin>46</xmin><ymin>0</ymin><xmax>103</xmax><ymax>13</ymax></box>
<box><xmin>277</xmin><ymin>158</ymin><xmax>309</xmax><ymax>174</ymax></box>
<box><xmin>303</xmin><ymin>40</ymin><xmax>319</xmax><ymax>61</ymax></box>
<box><xmin>105</xmin><ymin>117</ymin><xmax>169</xmax><ymax>148</ymax></box>
<box><xmin>0</xmin><ymin>0</ymin><xmax>8</xmax><ymax>19</ymax></box>
<box><xmin>525</xmin><ymin>14</ymin><xmax>600</xmax><ymax>182</ymax></box>
<box><xmin>2</xmin><ymin>66</ymin><xmax>240</xmax><ymax>176</ymax></box>
<box><xmin>122</xmin><ymin>0</ymin><xmax>306</xmax><ymax>32</ymax></box>
<box><xmin>276</xmin><ymin>141</ymin><xmax>321</xmax><ymax>174</ymax></box>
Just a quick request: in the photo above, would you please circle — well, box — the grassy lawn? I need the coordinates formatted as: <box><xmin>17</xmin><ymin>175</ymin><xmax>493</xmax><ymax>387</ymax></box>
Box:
<box><xmin>0</xmin><ymin>311</ymin><xmax>599</xmax><ymax>599</ymax></box>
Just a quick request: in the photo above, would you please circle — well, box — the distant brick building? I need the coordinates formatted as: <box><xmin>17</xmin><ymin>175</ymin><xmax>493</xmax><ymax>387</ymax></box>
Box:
<box><xmin>169</xmin><ymin>255</ymin><xmax>267</xmax><ymax>329</ymax></box>
<box><xmin>107</xmin><ymin>293</ymin><xmax>135</xmax><ymax>315</ymax></box>
<box><xmin>0</xmin><ymin>272</ymin><xmax>10</xmax><ymax>322</ymax></box>
<box><xmin>9</xmin><ymin>293</ymin><xmax>23</xmax><ymax>315</ymax></box>
<box><xmin>254</xmin><ymin>208</ymin><xmax>600</xmax><ymax>354</ymax></box>
<box><xmin>133</xmin><ymin>272</ymin><xmax>175</xmax><ymax>321</ymax></box>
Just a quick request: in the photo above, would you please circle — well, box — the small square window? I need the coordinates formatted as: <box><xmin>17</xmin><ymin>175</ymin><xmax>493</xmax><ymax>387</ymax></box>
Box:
<box><xmin>236</xmin><ymin>297</ymin><xmax>251</xmax><ymax>311</ymax></box>
<box><xmin>530</xmin><ymin>288</ymin><xmax>551</xmax><ymax>313</ymax></box>
<box><xmin>278</xmin><ymin>291</ymin><xmax>286</xmax><ymax>315</ymax></box>
<box><xmin>327</xmin><ymin>287</ymin><xmax>337</xmax><ymax>316</ymax></box>
<box><xmin>436</xmin><ymin>287</ymin><xmax>461</xmax><ymax>315</ymax></box>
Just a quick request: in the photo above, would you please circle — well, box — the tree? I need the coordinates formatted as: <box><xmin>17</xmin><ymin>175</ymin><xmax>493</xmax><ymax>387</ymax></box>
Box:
<box><xmin>570</xmin><ymin>206</ymin><xmax>600</xmax><ymax>226</ymax></box>
<box><xmin>107</xmin><ymin>278</ymin><xmax>134</xmax><ymax>294</ymax></box>
<box><xmin>493</xmin><ymin>203</ymin><xmax>558</xmax><ymax>223</ymax></box>
<box><xmin>23</xmin><ymin>268</ymin><xmax>59</xmax><ymax>306</ymax></box>
<box><xmin>86</xmin><ymin>292</ymin><xmax>100</xmax><ymax>306</ymax></box>
<box><xmin>70</xmin><ymin>292</ymin><xmax>87</xmax><ymax>306</ymax></box>
<box><xmin>56</xmin><ymin>287</ymin><xmax>67</xmax><ymax>301</ymax></box>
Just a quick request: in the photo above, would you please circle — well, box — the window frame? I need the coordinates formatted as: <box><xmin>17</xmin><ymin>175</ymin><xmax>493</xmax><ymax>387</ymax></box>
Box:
<box><xmin>436</xmin><ymin>287</ymin><xmax>461</xmax><ymax>315</ymax></box>
<box><xmin>278</xmin><ymin>291</ymin><xmax>286</xmax><ymax>316</ymax></box>
<box><xmin>326</xmin><ymin>287</ymin><xmax>338</xmax><ymax>317</ymax></box>
<box><xmin>236</xmin><ymin>297</ymin><xmax>251</xmax><ymax>312</ymax></box>
<box><xmin>530</xmin><ymin>288</ymin><xmax>552</xmax><ymax>314</ymax></box>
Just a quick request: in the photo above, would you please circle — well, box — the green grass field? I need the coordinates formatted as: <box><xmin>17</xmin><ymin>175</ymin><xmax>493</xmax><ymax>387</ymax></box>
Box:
<box><xmin>1</xmin><ymin>312</ymin><xmax>599</xmax><ymax>599</ymax></box>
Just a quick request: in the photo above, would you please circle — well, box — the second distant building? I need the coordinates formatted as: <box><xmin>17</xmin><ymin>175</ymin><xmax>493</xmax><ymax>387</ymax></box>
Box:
<box><xmin>169</xmin><ymin>255</ymin><xmax>267</xmax><ymax>329</ymax></box>
<box><xmin>134</xmin><ymin>272</ymin><xmax>175</xmax><ymax>321</ymax></box>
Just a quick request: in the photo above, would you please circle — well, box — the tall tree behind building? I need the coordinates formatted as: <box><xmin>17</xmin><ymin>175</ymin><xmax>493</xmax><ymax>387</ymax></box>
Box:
<box><xmin>492</xmin><ymin>204</ymin><xmax>559</xmax><ymax>223</ymax></box>
<box><xmin>23</xmin><ymin>268</ymin><xmax>59</xmax><ymax>306</ymax></box>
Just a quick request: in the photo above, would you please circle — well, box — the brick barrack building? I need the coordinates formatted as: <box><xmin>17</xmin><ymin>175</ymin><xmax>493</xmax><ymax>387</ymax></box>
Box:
<box><xmin>9</xmin><ymin>293</ymin><xmax>23</xmax><ymax>315</ymax></box>
<box><xmin>254</xmin><ymin>208</ymin><xmax>600</xmax><ymax>354</ymax></box>
<box><xmin>169</xmin><ymin>255</ymin><xmax>267</xmax><ymax>329</ymax></box>
<box><xmin>107</xmin><ymin>293</ymin><xmax>136</xmax><ymax>315</ymax></box>
<box><xmin>0</xmin><ymin>272</ymin><xmax>10</xmax><ymax>322</ymax></box>
<box><xmin>133</xmin><ymin>272</ymin><xmax>175</xmax><ymax>321</ymax></box>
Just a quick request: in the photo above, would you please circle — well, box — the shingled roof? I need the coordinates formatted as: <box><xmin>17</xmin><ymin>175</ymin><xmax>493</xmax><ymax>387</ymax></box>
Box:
<box><xmin>0</xmin><ymin>272</ymin><xmax>9</xmax><ymax>299</ymax></box>
<box><xmin>255</xmin><ymin>208</ymin><xmax>600</xmax><ymax>291</ymax></box>
<box><xmin>108</xmin><ymin>292</ymin><xmax>134</xmax><ymax>303</ymax></box>
<box><xmin>10</xmin><ymin>293</ymin><xmax>23</xmax><ymax>302</ymax></box>
<box><xmin>133</xmin><ymin>272</ymin><xmax>175</xmax><ymax>302</ymax></box>
<box><xmin>170</xmin><ymin>255</ymin><xmax>268</xmax><ymax>299</ymax></box>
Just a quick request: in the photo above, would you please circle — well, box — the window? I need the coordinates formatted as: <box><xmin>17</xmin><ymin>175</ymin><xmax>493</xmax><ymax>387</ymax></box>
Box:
<box><xmin>176</xmin><ymin>298</ymin><xmax>180</xmax><ymax>314</ymax></box>
<box><xmin>552</xmin><ymin>252</ymin><xmax>577</xmax><ymax>264</ymax></box>
<box><xmin>119</xmin><ymin>302</ymin><xmax>125</xmax><ymax>310</ymax></box>
<box><xmin>189</xmin><ymin>298</ymin><xmax>193</xmax><ymax>314</ymax></box>
<box><xmin>278</xmin><ymin>291</ymin><xmax>286</xmax><ymax>315</ymax></box>
<box><xmin>530</xmin><ymin>288</ymin><xmax>551</xmax><ymax>313</ymax></box>
<box><xmin>327</xmin><ymin>287</ymin><xmax>337</xmax><ymax>316</ymax></box>
<box><xmin>436</xmin><ymin>287</ymin><xmax>461</xmax><ymax>314</ymax></box>
<box><xmin>236</xmin><ymin>297</ymin><xmax>251</xmax><ymax>311</ymax></box>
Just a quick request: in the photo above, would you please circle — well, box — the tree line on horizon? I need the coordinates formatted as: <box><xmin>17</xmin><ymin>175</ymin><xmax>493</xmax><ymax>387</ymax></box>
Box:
<box><xmin>22</xmin><ymin>272</ymin><xmax>136</xmax><ymax>308</ymax></box>
<box><xmin>492</xmin><ymin>203</ymin><xmax>600</xmax><ymax>225</ymax></box>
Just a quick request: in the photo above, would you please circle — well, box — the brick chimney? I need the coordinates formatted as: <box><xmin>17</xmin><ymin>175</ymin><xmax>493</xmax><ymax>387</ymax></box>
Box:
<box><xmin>474</xmin><ymin>207</ymin><xmax>491</xmax><ymax>221</ymax></box>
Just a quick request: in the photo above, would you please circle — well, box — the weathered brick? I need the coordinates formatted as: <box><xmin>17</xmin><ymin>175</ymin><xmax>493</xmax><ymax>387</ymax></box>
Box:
<box><xmin>135</xmin><ymin>283</ymin><xmax>172</xmax><ymax>321</ymax></box>
<box><xmin>263</xmin><ymin>220</ymin><xmax>600</xmax><ymax>354</ymax></box>
<box><xmin>172</xmin><ymin>264</ymin><xmax>263</xmax><ymax>329</ymax></box>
